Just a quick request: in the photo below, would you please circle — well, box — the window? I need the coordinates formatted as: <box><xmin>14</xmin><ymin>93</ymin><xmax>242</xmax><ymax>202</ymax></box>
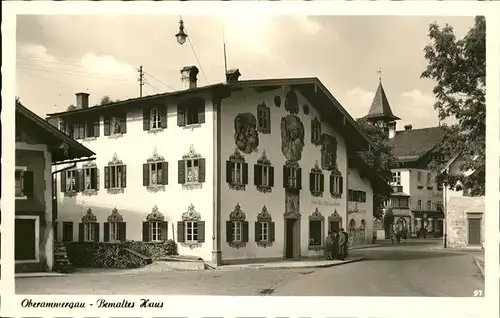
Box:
<box><xmin>62</xmin><ymin>222</ymin><xmax>73</xmax><ymax>243</ymax></box>
<box><xmin>109</xmin><ymin>165</ymin><xmax>125</xmax><ymax>188</ymax></box>
<box><xmin>178</xmin><ymin>147</ymin><xmax>206</xmax><ymax>187</ymax></box>
<box><xmin>232</xmin><ymin>162</ymin><xmax>244</xmax><ymax>184</ymax></box>
<box><xmin>143</xmin><ymin>106</ymin><xmax>167</xmax><ymax>131</ymax></box>
<box><xmin>257</xmin><ymin>103</ymin><xmax>271</xmax><ymax>134</ymax></box>
<box><xmin>255</xmin><ymin>206</ymin><xmax>274</xmax><ymax>247</ymax></box>
<box><xmin>150</xmin><ymin>108</ymin><xmax>161</xmax><ymax>130</ymax></box>
<box><xmin>437</xmin><ymin>200</ymin><xmax>443</xmax><ymax>211</ymax></box>
<box><xmin>109</xmin><ymin>222</ymin><xmax>120</xmax><ymax>242</ymax></box>
<box><xmin>392</xmin><ymin>172</ymin><xmax>401</xmax><ymax>185</ymax></box>
<box><xmin>72</xmin><ymin>118</ymin><xmax>99</xmax><ymax>139</ymax></box>
<box><xmin>150</xmin><ymin>222</ymin><xmax>161</xmax><ymax>242</ymax></box>
<box><xmin>417</xmin><ymin>199</ymin><xmax>422</xmax><ymax>211</ymax></box>
<box><xmin>348</xmin><ymin>190</ymin><xmax>366</xmax><ymax>202</ymax></box>
<box><xmin>83</xmin><ymin>223</ymin><xmax>96</xmax><ymax>242</ymax></box>
<box><xmin>150</xmin><ymin>162</ymin><xmax>163</xmax><ymax>185</ymax></box>
<box><xmin>283</xmin><ymin>165</ymin><xmax>301</xmax><ymax>190</ymax></box>
<box><xmin>309</xmin><ymin>164</ymin><xmax>324</xmax><ymax>196</ymax></box>
<box><xmin>329</xmin><ymin>171</ymin><xmax>343</xmax><ymax>198</ymax></box>
<box><xmin>15</xmin><ymin>167</ymin><xmax>32</xmax><ymax>199</ymax></box>
<box><xmin>186</xmin><ymin>159</ymin><xmax>199</xmax><ymax>183</ymax></box>
<box><xmin>177</xmin><ymin>98</ymin><xmax>206</xmax><ymax>127</ymax></box>
<box><xmin>104</xmin><ymin>115</ymin><xmax>127</xmax><ymax>136</ymax></box>
<box><xmin>427</xmin><ymin>200</ymin><xmax>432</xmax><ymax>211</ymax></box>
<box><xmin>259</xmin><ymin>222</ymin><xmax>269</xmax><ymax>241</ymax></box>
<box><xmin>309</xmin><ymin>220</ymin><xmax>322</xmax><ymax>247</ymax></box>
<box><xmin>391</xmin><ymin>197</ymin><xmax>409</xmax><ymax>209</ymax></box>
<box><xmin>426</xmin><ymin>173</ymin><xmax>432</xmax><ymax>188</ymax></box>
<box><xmin>227</xmin><ymin>150</ymin><xmax>249</xmax><ymax>190</ymax></box>
<box><xmin>311</xmin><ymin>117</ymin><xmax>322</xmax><ymax>145</ymax></box>
<box><xmin>417</xmin><ymin>171</ymin><xmax>422</xmax><ymax>183</ymax></box>
<box><xmin>83</xmin><ymin>166</ymin><xmax>99</xmax><ymax>191</ymax></box>
<box><xmin>185</xmin><ymin>221</ymin><xmax>198</xmax><ymax>242</ymax></box>
<box><xmin>254</xmin><ymin>152</ymin><xmax>274</xmax><ymax>193</ymax></box>
<box><xmin>65</xmin><ymin>169</ymin><xmax>78</xmax><ymax>192</ymax></box>
<box><xmin>232</xmin><ymin>221</ymin><xmax>242</xmax><ymax>242</ymax></box>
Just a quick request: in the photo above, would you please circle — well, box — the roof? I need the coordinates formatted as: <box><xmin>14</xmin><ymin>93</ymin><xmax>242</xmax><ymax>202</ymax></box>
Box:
<box><xmin>46</xmin><ymin>77</ymin><xmax>378</xmax><ymax>153</ymax></box>
<box><xmin>364</xmin><ymin>81</ymin><xmax>400</xmax><ymax>122</ymax></box>
<box><xmin>16</xmin><ymin>101</ymin><xmax>95</xmax><ymax>162</ymax></box>
<box><xmin>389</xmin><ymin>126</ymin><xmax>445</xmax><ymax>163</ymax></box>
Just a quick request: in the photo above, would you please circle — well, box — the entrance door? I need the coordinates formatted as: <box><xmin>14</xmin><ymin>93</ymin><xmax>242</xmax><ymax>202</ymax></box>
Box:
<box><xmin>468</xmin><ymin>218</ymin><xmax>481</xmax><ymax>245</ymax></box>
<box><xmin>285</xmin><ymin>219</ymin><xmax>296</xmax><ymax>259</ymax></box>
<box><xmin>15</xmin><ymin>218</ymin><xmax>37</xmax><ymax>261</ymax></box>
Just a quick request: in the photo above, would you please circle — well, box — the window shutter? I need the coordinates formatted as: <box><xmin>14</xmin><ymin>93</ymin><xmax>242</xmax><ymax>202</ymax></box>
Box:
<box><xmin>121</xmin><ymin>165</ymin><xmax>127</xmax><ymax>188</ymax></box>
<box><xmin>310</xmin><ymin>120</ymin><xmax>314</xmax><ymax>143</ymax></box>
<box><xmin>270</xmin><ymin>222</ymin><xmax>275</xmax><ymax>242</ymax></box>
<box><xmin>93</xmin><ymin>119</ymin><xmax>100</xmax><ymax>137</ymax></box>
<box><xmin>104</xmin><ymin>222</ymin><xmax>110</xmax><ymax>242</ymax></box>
<box><xmin>178</xmin><ymin>160</ymin><xmax>186</xmax><ymax>184</ymax></box>
<box><xmin>91</xmin><ymin>168</ymin><xmax>98</xmax><ymax>190</ymax></box>
<box><xmin>269</xmin><ymin>166</ymin><xmax>274</xmax><ymax>187</ymax></box>
<box><xmin>143</xmin><ymin>108</ymin><xmax>150</xmax><ymax>130</ymax></box>
<box><xmin>162</xmin><ymin>162</ymin><xmax>169</xmax><ymax>185</ymax></box>
<box><xmin>177</xmin><ymin>221</ymin><xmax>185</xmax><ymax>242</ymax></box>
<box><xmin>266</xmin><ymin>108</ymin><xmax>271</xmax><ymax>134</ymax></box>
<box><xmin>197</xmin><ymin>221</ymin><xmax>205</xmax><ymax>243</ymax></box>
<box><xmin>93</xmin><ymin>223</ymin><xmax>100</xmax><ymax>242</ymax></box>
<box><xmin>226</xmin><ymin>161</ymin><xmax>233</xmax><ymax>183</ymax></box>
<box><xmin>329</xmin><ymin>175</ymin><xmax>334</xmax><ymax>195</ymax></box>
<box><xmin>199</xmin><ymin>158</ymin><xmax>206</xmax><ymax>183</ymax></box>
<box><xmin>160</xmin><ymin>108</ymin><xmax>168</xmax><ymax>128</ymax></box>
<box><xmin>242</xmin><ymin>221</ymin><xmax>249</xmax><ymax>242</ymax></box>
<box><xmin>142</xmin><ymin>222</ymin><xmax>150</xmax><ymax>242</ymax></box>
<box><xmin>177</xmin><ymin>104</ymin><xmax>186</xmax><ymax>127</ymax></box>
<box><xmin>339</xmin><ymin>176</ymin><xmax>344</xmax><ymax>194</ymax></box>
<box><xmin>60</xmin><ymin>172</ymin><xmax>66</xmax><ymax>192</ymax></box>
<box><xmin>104</xmin><ymin>166</ymin><xmax>110</xmax><ymax>189</ymax></box>
<box><xmin>254</xmin><ymin>164</ymin><xmax>262</xmax><ymax>186</ymax></box>
<box><xmin>119</xmin><ymin>222</ymin><xmax>126</xmax><ymax>242</ymax></box>
<box><xmin>320</xmin><ymin>174</ymin><xmax>325</xmax><ymax>192</ymax></box>
<box><xmin>226</xmin><ymin>221</ymin><xmax>232</xmax><ymax>243</ymax></box>
<box><xmin>78</xmin><ymin>223</ymin><xmax>84</xmax><ymax>242</ymax></box>
<box><xmin>283</xmin><ymin>165</ymin><xmax>289</xmax><ymax>188</ymax></box>
<box><xmin>160</xmin><ymin>221</ymin><xmax>168</xmax><ymax>241</ymax></box>
<box><xmin>22</xmin><ymin>171</ymin><xmax>34</xmax><ymax>197</ymax></box>
<box><xmin>77</xmin><ymin>169</ymin><xmax>84</xmax><ymax>192</ymax></box>
<box><xmin>309</xmin><ymin>172</ymin><xmax>315</xmax><ymax>192</ymax></box>
<box><xmin>198</xmin><ymin>103</ymin><xmax>205</xmax><ymax>124</ymax></box>
<box><xmin>120</xmin><ymin>116</ymin><xmax>127</xmax><ymax>134</ymax></box>
<box><xmin>255</xmin><ymin>221</ymin><xmax>261</xmax><ymax>242</ymax></box>
<box><xmin>242</xmin><ymin>163</ymin><xmax>248</xmax><ymax>185</ymax></box>
<box><xmin>297</xmin><ymin>168</ymin><xmax>302</xmax><ymax>190</ymax></box>
<box><xmin>143</xmin><ymin>164</ymin><xmax>150</xmax><ymax>186</ymax></box>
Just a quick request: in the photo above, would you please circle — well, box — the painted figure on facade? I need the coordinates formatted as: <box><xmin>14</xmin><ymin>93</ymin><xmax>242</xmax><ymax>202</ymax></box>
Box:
<box><xmin>281</xmin><ymin>115</ymin><xmax>305</xmax><ymax>161</ymax></box>
<box><xmin>284</xmin><ymin>192</ymin><xmax>300</xmax><ymax>218</ymax></box>
<box><xmin>284</xmin><ymin>90</ymin><xmax>300</xmax><ymax>115</ymax></box>
<box><xmin>320</xmin><ymin>133</ymin><xmax>338</xmax><ymax>171</ymax></box>
<box><xmin>234</xmin><ymin>113</ymin><xmax>259</xmax><ymax>154</ymax></box>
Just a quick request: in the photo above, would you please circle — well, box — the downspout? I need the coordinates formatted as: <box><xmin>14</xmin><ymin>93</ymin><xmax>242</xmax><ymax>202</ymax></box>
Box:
<box><xmin>443</xmin><ymin>169</ymin><xmax>448</xmax><ymax>248</ymax></box>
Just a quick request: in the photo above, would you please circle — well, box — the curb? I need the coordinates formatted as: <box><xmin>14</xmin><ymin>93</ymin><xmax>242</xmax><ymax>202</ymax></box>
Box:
<box><xmin>218</xmin><ymin>257</ymin><xmax>365</xmax><ymax>271</ymax></box>
<box><xmin>472</xmin><ymin>255</ymin><xmax>485</xmax><ymax>278</ymax></box>
<box><xmin>349</xmin><ymin>244</ymin><xmax>382</xmax><ymax>250</ymax></box>
<box><xmin>16</xmin><ymin>273</ymin><xmax>68</xmax><ymax>278</ymax></box>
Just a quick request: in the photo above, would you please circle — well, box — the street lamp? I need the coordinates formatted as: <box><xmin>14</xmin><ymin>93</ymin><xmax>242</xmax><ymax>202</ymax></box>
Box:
<box><xmin>175</xmin><ymin>19</ymin><xmax>188</xmax><ymax>45</ymax></box>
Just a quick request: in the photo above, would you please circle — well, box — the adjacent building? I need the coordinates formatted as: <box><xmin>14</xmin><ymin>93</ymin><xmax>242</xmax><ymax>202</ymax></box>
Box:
<box><xmin>46</xmin><ymin>67</ymin><xmax>391</xmax><ymax>265</ymax></box>
<box><xmin>15</xmin><ymin>101</ymin><xmax>94</xmax><ymax>273</ymax></box>
<box><xmin>362</xmin><ymin>79</ymin><xmax>445</xmax><ymax>237</ymax></box>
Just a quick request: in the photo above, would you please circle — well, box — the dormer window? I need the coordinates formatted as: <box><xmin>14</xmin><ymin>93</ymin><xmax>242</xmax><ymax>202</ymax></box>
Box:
<box><xmin>143</xmin><ymin>106</ymin><xmax>167</xmax><ymax>131</ymax></box>
<box><xmin>177</xmin><ymin>97</ymin><xmax>205</xmax><ymax>127</ymax></box>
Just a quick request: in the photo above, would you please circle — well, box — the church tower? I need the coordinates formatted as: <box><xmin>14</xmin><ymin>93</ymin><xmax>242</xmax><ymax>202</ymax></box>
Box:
<box><xmin>364</xmin><ymin>71</ymin><xmax>400</xmax><ymax>139</ymax></box>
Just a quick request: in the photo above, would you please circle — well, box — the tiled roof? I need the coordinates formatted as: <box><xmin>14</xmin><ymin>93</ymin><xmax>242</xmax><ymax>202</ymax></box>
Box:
<box><xmin>364</xmin><ymin>81</ymin><xmax>400</xmax><ymax>121</ymax></box>
<box><xmin>389</xmin><ymin>126</ymin><xmax>445</xmax><ymax>162</ymax></box>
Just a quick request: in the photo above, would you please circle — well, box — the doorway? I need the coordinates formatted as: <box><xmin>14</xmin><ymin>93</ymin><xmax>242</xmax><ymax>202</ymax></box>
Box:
<box><xmin>285</xmin><ymin>218</ymin><xmax>296</xmax><ymax>259</ymax></box>
<box><xmin>467</xmin><ymin>218</ymin><xmax>481</xmax><ymax>245</ymax></box>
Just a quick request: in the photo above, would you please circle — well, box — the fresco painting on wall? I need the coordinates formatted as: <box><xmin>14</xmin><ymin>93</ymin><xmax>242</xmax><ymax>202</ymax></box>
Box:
<box><xmin>320</xmin><ymin>133</ymin><xmax>338</xmax><ymax>171</ymax></box>
<box><xmin>284</xmin><ymin>90</ymin><xmax>300</xmax><ymax>115</ymax></box>
<box><xmin>234</xmin><ymin>113</ymin><xmax>259</xmax><ymax>154</ymax></box>
<box><xmin>280</xmin><ymin>115</ymin><xmax>305</xmax><ymax>161</ymax></box>
<box><xmin>284</xmin><ymin>191</ymin><xmax>300</xmax><ymax>219</ymax></box>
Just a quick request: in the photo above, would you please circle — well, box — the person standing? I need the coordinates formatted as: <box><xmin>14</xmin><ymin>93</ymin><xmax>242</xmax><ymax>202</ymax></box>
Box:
<box><xmin>337</xmin><ymin>228</ymin><xmax>347</xmax><ymax>261</ymax></box>
<box><xmin>325</xmin><ymin>231</ymin><xmax>333</xmax><ymax>260</ymax></box>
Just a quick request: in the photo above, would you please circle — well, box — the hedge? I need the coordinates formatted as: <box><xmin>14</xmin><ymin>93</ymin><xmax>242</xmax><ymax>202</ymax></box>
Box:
<box><xmin>65</xmin><ymin>240</ymin><xmax>178</xmax><ymax>269</ymax></box>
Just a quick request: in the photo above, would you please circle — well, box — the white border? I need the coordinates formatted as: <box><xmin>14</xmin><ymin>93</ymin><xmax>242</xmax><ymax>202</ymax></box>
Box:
<box><xmin>2</xmin><ymin>1</ymin><xmax>499</xmax><ymax>318</ymax></box>
<box><xmin>14</xmin><ymin>215</ymin><xmax>40</xmax><ymax>264</ymax></box>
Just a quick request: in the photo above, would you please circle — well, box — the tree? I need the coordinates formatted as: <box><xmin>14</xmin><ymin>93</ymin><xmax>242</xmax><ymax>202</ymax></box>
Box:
<box><xmin>100</xmin><ymin>95</ymin><xmax>112</xmax><ymax>105</ymax></box>
<box><xmin>421</xmin><ymin>16</ymin><xmax>485</xmax><ymax>196</ymax></box>
<box><xmin>356</xmin><ymin>118</ymin><xmax>399</xmax><ymax>219</ymax></box>
<box><xmin>67</xmin><ymin>104</ymin><xmax>77</xmax><ymax>111</ymax></box>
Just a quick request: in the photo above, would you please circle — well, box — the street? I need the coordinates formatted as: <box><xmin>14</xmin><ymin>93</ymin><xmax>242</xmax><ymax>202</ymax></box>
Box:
<box><xmin>16</xmin><ymin>241</ymin><xmax>484</xmax><ymax>297</ymax></box>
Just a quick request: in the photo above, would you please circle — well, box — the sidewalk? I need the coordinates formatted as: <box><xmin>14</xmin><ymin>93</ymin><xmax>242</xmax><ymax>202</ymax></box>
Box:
<box><xmin>217</xmin><ymin>257</ymin><xmax>365</xmax><ymax>271</ymax></box>
<box><xmin>473</xmin><ymin>255</ymin><xmax>485</xmax><ymax>278</ymax></box>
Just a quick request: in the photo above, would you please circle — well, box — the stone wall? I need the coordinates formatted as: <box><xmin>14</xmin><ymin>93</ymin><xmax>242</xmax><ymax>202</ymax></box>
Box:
<box><xmin>446</xmin><ymin>196</ymin><xmax>485</xmax><ymax>248</ymax></box>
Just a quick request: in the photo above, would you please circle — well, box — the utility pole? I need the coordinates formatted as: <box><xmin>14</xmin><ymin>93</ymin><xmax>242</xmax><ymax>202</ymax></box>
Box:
<box><xmin>138</xmin><ymin>66</ymin><xmax>144</xmax><ymax>97</ymax></box>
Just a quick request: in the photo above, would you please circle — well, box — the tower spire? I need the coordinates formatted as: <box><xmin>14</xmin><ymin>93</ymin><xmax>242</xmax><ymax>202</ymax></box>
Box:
<box><xmin>377</xmin><ymin>66</ymin><xmax>382</xmax><ymax>82</ymax></box>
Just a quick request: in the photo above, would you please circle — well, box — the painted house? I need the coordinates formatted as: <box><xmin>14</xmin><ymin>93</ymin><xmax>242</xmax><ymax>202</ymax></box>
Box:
<box><xmin>47</xmin><ymin>67</ymin><xmax>390</xmax><ymax>265</ymax></box>
<box><xmin>362</xmin><ymin>79</ymin><xmax>445</xmax><ymax>237</ymax></box>
<box><xmin>441</xmin><ymin>155</ymin><xmax>485</xmax><ymax>248</ymax></box>
<box><xmin>14</xmin><ymin>101</ymin><xmax>94</xmax><ymax>273</ymax></box>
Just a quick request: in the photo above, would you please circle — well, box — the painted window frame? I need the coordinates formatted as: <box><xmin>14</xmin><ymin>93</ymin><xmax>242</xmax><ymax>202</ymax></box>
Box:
<box><xmin>105</xmin><ymin>153</ymin><xmax>127</xmax><ymax>194</ymax></box>
<box><xmin>178</xmin><ymin>204</ymin><xmax>205</xmax><ymax>248</ymax></box>
<box><xmin>143</xmin><ymin>205</ymin><xmax>167</xmax><ymax>242</ymax></box>
<box><xmin>227</xmin><ymin>203</ymin><xmax>248</xmax><ymax>249</ymax></box>
<box><xmin>178</xmin><ymin>145</ymin><xmax>205</xmax><ymax>190</ymax></box>
<box><xmin>144</xmin><ymin>148</ymin><xmax>168</xmax><ymax>192</ymax></box>
<box><xmin>109</xmin><ymin>222</ymin><xmax>120</xmax><ymax>242</ymax></box>
<box><xmin>311</xmin><ymin>117</ymin><xmax>322</xmax><ymax>145</ymax></box>
<box><xmin>255</xmin><ymin>151</ymin><xmax>274</xmax><ymax>193</ymax></box>
<box><xmin>15</xmin><ymin>166</ymin><xmax>28</xmax><ymax>200</ymax></box>
<box><xmin>255</xmin><ymin>205</ymin><xmax>274</xmax><ymax>248</ymax></box>
<box><xmin>15</xmin><ymin>215</ymin><xmax>40</xmax><ymax>264</ymax></box>
<box><xmin>308</xmin><ymin>208</ymin><xmax>325</xmax><ymax>251</ymax></box>
<box><xmin>329</xmin><ymin>169</ymin><xmax>343</xmax><ymax>199</ymax></box>
<box><xmin>256</xmin><ymin>102</ymin><xmax>271</xmax><ymax>134</ymax></box>
<box><xmin>227</xmin><ymin>148</ymin><xmax>248</xmax><ymax>191</ymax></box>
<box><xmin>309</xmin><ymin>162</ymin><xmax>324</xmax><ymax>197</ymax></box>
<box><xmin>83</xmin><ymin>222</ymin><xmax>97</xmax><ymax>242</ymax></box>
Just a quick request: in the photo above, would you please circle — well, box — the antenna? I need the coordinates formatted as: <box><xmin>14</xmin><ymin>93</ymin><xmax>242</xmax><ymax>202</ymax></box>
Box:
<box><xmin>223</xmin><ymin>27</ymin><xmax>228</xmax><ymax>75</ymax></box>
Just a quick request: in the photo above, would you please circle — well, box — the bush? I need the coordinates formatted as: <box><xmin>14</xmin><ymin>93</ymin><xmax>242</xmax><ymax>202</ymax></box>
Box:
<box><xmin>124</xmin><ymin>240</ymin><xmax>178</xmax><ymax>260</ymax></box>
<box><xmin>65</xmin><ymin>242</ymin><xmax>147</xmax><ymax>269</ymax></box>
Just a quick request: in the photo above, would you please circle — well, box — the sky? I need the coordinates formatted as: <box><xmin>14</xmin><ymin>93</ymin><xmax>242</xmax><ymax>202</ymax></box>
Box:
<box><xmin>16</xmin><ymin>15</ymin><xmax>474</xmax><ymax>130</ymax></box>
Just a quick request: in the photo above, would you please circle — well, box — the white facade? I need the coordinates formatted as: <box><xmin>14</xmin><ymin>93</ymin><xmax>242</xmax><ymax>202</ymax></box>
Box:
<box><xmin>347</xmin><ymin>167</ymin><xmax>374</xmax><ymax>244</ymax></box>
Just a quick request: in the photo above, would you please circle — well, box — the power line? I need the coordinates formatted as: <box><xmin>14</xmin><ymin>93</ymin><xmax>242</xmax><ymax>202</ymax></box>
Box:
<box><xmin>17</xmin><ymin>63</ymin><xmax>137</xmax><ymax>82</ymax></box>
<box><xmin>179</xmin><ymin>15</ymin><xmax>210</xmax><ymax>85</ymax></box>
<box><xmin>143</xmin><ymin>79</ymin><xmax>162</xmax><ymax>94</ymax></box>
<box><xmin>143</xmin><ymin>71</ymin><xmax>176</xmax><ymax>91</ymax></box>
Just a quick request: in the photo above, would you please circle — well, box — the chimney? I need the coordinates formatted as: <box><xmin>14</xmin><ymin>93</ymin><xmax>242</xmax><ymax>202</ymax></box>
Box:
<box><xmin>388</xmin><ymin>121</ymin><xmax>396</xmax><ymax>139</ymax></box>
<box><xmin>75</xmin><ymin>92</ymin><xmax>90</xmax><ymax>109</ymax></box>
<box><xmin>226</xmin><ymin>69</ymin><xmax>241</xmax><ymax>83</ymax></box>
<box><xmin>404</xmin><ymin>124</ymin><xmax>413</xmax><ymax>131</ymax></box>
<box><xmin>181</xmin><ymin>66</ymin><xmax>199</xmax><ymax>90</ymax></box>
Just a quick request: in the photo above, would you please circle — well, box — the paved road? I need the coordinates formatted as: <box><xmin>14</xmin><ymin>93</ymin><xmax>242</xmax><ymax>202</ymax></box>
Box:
<box><xmin>16</xmin><ymin>242</ymin><xmax>484</xmax><ymax>296</ymax></box>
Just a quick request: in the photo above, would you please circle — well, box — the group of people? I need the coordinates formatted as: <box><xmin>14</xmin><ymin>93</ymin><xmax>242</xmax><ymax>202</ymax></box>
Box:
<box><xmin>325</xmin><ymin>228</ymin><xmax>348</xmax><ymax>261</ymax></box>
<box><xmin>391</xmin><ymin>228</ymin><xmax>408</xmax><ymax>244</ymax></box>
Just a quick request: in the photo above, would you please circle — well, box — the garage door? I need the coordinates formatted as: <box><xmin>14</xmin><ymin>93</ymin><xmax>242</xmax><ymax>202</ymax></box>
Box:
<box><xmin>468</xmin><ymin>218</ymin><xmax>481</xmax><ymax>245</ymax></box>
